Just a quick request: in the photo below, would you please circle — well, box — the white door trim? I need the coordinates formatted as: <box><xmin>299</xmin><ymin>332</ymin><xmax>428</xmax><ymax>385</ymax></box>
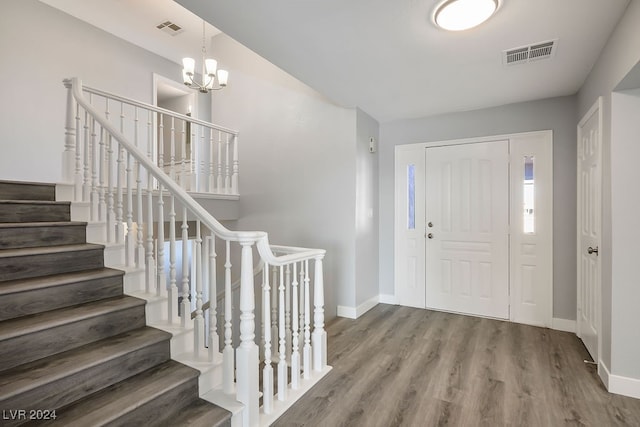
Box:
<box><xmin>576</xmin><ymin>97</ymin><xmax>603</xmax><ymax>368</ymax></box>
<box><xmin>394</xmin><ymin>130</ymin><xmax>553</xmax><ymax>327</ymax></box>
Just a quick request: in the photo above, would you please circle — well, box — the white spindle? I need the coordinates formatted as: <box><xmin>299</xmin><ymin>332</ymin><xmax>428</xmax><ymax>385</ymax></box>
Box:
<box><xmin>285</xmin><ymin>264</ymin><xmax>292</xmax><ymax>363</ymax></box>
<box><xmin>181</xmin><ymin>207</ymin><xmax>190</xmax><ymax>326</ymax></box>
<box><xmin>170</xmin><ymin>117</ymin><xmax>176</xmax><ymax>181</ymax></box>
<box><xmin>291</xmin><ymin>262</ymin><xmax>300</xmax><ymax>389</ymax></box>
<box><xmin>168</xmin><ymin>196</ymin><xmax>179</xmax><ymax>323</ymax></box>
<box><xmin>208</xmin><ymin>234</ymin><xmax>219</xmax><ymax>361</ymax></box>
<box><xmin>116</xmin><ymin>141</ymin><xmax>124</xmax><ymax>245</ymax></box>
<box><xmin>156</xmin><ymin>184</ymin><xmax>166</xmax><ymax>297</ymax></box>
<box><xmin>135</xmin><ymin>110</ymin><xmax>144</xmax><ymax>269</ymax></box>
<box><xmin>158</xmin><ymin>114</ymin><xmax>164</xmax><ymax>171</ymax></box>
<box><xmin>303</xmin><ymin>259</ymin><xmax>312</xmax><ymax>379</ymax></box>
<box><xmin>217</xmin><ymin>132</ymin><xmax>223</xmax><ymax>193</ymax></box>
<box><xmin>106</xmin><ymin>134</ymin><xmax>116</xmax><ymax>243</ymax></box>
<box><xmin>262</xmin><ymin>262</ymin><xmax>274</xmax><ymax>414</ymax></box>
<box><xmin>194</xmin><ymin>220</ymin><xmax>204</xmax><ymax>356</ymax></box>
<box><xmin>145</xmin><ymin>169</ymin><xmax>155</xmax><ymax>294</ymax></box>
<box><xmin>74</xmin><ymin>102</ymin><xmax>82</xmax><ymax>201</ymax></box>
<box><xmin>181</xmin><ymin>120</ymin><xmax>187</xmax><ymax>189</ymax></box>
<box><xmin>90</xmin><ymin>117</ymin><xmax>99</xmax><ymax>220</ymax></box>
<box><xmin>312</xmin><ymin>256</ymin><xmax>327</xmax><ymax>371</ymax></box>
<box><xmin>83</xmin><ymin>110</ymin><xmax>90</xmax><ymax>202</ymax></box>
<box><xmin>299</xmin><ymin>264</ymin><xmax>305</xmax><ymax>368</ymax></box>
<box><xmin>63</xmin><ymin>79</ymin><xmax>76</xmax><ymax>185</ymax></box>
<box><xmin>271</xmin><ymin>265</ymin><xmax>279</xmax><ymax>360</ymax></box>
<box><xmin>236</xmin><ymin>240</ymin><xmax>259</xmax><ymax>427</ymax></box>
<box><xmin>209</xmin><ymin>130</ymin><xmax>215</xmax><ymax>192</ymax></box>
<box><xmin>225</xmin><ymin>134</ymin><xmax>231</xmax><ymax>194</ymax></box>
<box><xmin>278</xmin><ymin>265</ymin><xmax>287</xmax><ymax>401</ymax></box>
<box><xmin>223</xmin><ymin>240</ymin><xmax>234</xmax><ymax>394</ymax></box>
<box><xmin>232</xmin><ymin>134</ymin><xmax>239</xmax><ymax>194</ymax></box>
<box><xmin>98</xmin><ymin>127</ymin><xmax>106</xmax><ymax>222</ymax></box>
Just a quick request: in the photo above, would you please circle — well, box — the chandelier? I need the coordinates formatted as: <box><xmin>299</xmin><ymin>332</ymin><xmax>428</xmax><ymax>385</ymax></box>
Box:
<box><xmin>182</xmin><ymin>21</ymin><xmax>228</xmax><ymax>93</ymax></box>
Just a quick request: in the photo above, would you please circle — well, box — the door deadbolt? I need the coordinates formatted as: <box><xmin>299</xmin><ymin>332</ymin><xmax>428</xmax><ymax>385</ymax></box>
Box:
<box><xmin>587</xmin><ymin>246</ymin><xmax>599</xmax><ymax>256</ymax></box>
<box><xmin>427</xmin><ymin>222</ymin><xmax>433</xmax><ymax>228</ymax></box>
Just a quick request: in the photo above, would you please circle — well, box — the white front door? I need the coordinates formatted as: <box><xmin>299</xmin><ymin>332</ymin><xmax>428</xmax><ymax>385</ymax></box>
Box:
<box><xmin>577</xmin><ymin>98</ymin><xmax>602</xmax><ymax>362</ymax></box>
<box><xmin>424</xmin><ymin>141</ymin><xmax>510</xmax><ymax>319</ymax></box>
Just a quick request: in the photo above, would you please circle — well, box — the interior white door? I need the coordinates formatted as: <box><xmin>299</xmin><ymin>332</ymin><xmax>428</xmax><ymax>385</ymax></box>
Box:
<box><xmin>425</xmin><ymin>141</ymin><xmax>510</xmax><ymax>319</ymax></box>
<box><xmin>577</xmin><ymin>98</ymin><xmax>602</xmax><ymax>362</ymax></box>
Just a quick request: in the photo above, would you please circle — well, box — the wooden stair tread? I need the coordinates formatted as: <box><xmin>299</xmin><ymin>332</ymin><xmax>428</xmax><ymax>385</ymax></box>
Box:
<box><xmin>0</xmin><ymin>200</ymin><xmax>70</xmax><ymax>205</ymax></box>
<box><xmin>0</xmin><ymin>243</ymin><xmax>104</xmax><ymax>258</ymax></box>
<box><xmin>0</xmin><ymin>295</ymin><xmax>143</xmax><ymax>341</ymax></box>
<box><xmin>0</xmin><ymin>327</ymin><xmax>170</xmax><ymax>400</ymax></box>
<box><xmin>0</xmin><ymin>267</ymin><xmax>123</xmax><ymax>295</ymax></box>
<box><xmin>180</xmin><ymin>399</ymin><xmax>233</xmax><ymax>426</ymax></box>
<box><xmin>37</xmin><ymin>360</ymin><xmax>202</xmax><ymax>426</ymax></box>
<box><xmin>0</xmin><ymin>221</ymin><xmax>87</xmax><ymax>229</ymax></box>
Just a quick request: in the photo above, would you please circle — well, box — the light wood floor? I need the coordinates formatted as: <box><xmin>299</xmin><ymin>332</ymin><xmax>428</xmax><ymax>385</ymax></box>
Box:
<box><xmin>273</xmin><ymin>304</ymin><xmax>640</xmax><ymax>427</ymax></box>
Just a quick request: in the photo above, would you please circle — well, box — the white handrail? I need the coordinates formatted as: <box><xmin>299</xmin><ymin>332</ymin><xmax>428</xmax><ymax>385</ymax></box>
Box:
<box><xmin>67</xmin><ymin>78</ymin><xmax>325</xmax><ymax>264</ymax></box>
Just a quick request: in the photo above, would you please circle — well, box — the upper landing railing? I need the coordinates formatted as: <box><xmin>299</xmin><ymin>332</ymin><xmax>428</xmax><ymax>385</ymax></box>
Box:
<box><xmin>61</xmin><ymin>78</ymin><xmax>327</xmax><ymax>427</ymax></box>
<box><xmin>69</xmin><ymin>80</ymin><xmax>239</xmax><ymax>196</ymax></box>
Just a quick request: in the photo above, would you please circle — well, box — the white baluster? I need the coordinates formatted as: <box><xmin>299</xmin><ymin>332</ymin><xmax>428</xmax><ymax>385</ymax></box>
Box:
<box><xmin>194</xmin><ymin>220</ymin><xmax>204</xmax><ymax>356</ymax></box>
<box><xmin>291</xmin><ymin>262</ymin><xmax>300</xmax><ymax>389</ymax></box>
<box><xmin>116</xmin><ymin>141</ymin><xmax>124</xmax><ymax>245</ymax></box>
<box><xmin>312</xmin><ymin>256</ymin><xmax>327</xmax><ymax>371</ymax></box>
<box><xmin>74</xmin><ymin>102</ymin><xmax>82</xmax><ymax>201</ymax></box>
<box><xmin>208</xmin><ymin>234</ymin><xmax>219</xmax><ymax>361</ymax></box>
<box><xmin>106</xmin><ymin>134</ymin><xmax>116</xmax><ymax>243</ymax></box>
<box><xmin>262</xmin><ymin>262</ymin><xmax>273</xmax><ymax>414</ymax></box>
<box><xmin>181</xmin><ymin>120</ymin><xmax>187</xmax><ymax>189</ymax></box>
<box><xmin>156</xmin><ymin>184</ymin><xmax>166</xmax><ymax>297</ymax></box>
<box><xmin>158</xmin><ymin>114</ymin><xmax>165</xmax><ymax>172</ymax></box>
<box><xmin>236</xmin><ymin>240</ymin><xmax>258</xmax><ymax>427</ymax></box>
<box><xmin>217</xmin><ymin>132</ymin><xmax>223</xmax><ymax>193</ymax></box>
<box><xmin>225</xmin><ymin>134</ymin><xmax>231</xmax><ymax>194</ymax></box>
<box><xmin>83</xmin><ymin>111</ymin><xmax>90</xmax><ymax>202</ymax></box>
<box><xmin>209</xmin><ymin>129</ymin><xmax>215</xmax><ymax>192</ymax></box>
<box><xmin>168</xmin><ymin>196</ymin><xmax>179</xmax><ymax>323</ymax></box>
<box><xmin>181</xmin><ymin>207</ymin><xmax>190</xmax><ymax>327</ymax></box>
<box><xmin>271</xmin><ymin>265</ymin><xmax>278</xmax><ymax>360</ymax></box>
<box><xmin>98</xmin><ymin>127</ymin><xmax>106</xmax><ymax>222</ymax></box>
<box><xmin>200</xmin><ymin>126</ymin><xmax>206</xmax><ymax>192</ymax></box>
<box><xmin>299</xmin><ymin>264</ymin><xmax>305</xmax><ymax>369</ymax></box>
<box><xmin>303</xmin><ymin>259</ymin><xmax>312</xmax><ymax>379</ymax></box>
<box><xmin>285</xmin><ymin>264</ymin><xmax>292</xmax><ymax>363</ymax></box>
<box><xmin>191</xmin><ymin>123</ymin><xmax>197</xmax><ymax>191</ymax></box>
<box><xmin>278</xmin><ymin>265</ymin><xmax>287</xmax><ymax>401</ymax></box>
<box><xmin>232</xmin><ymin>134</ymin><xmax>239</xmax><ymax>195</ymax></box>
<box><xmin>135</xmin><ymin>110</ymin><xmax>144</xmax><ymax>269</ymax></box>
<box><xmin>223</xmin><ymin>240</ymin><xmax>234</xmax><ymax>394</ymax></box>
<box><xmin>170</xmin><ymin>117</ymin><xmax>176</xmax><ymax>181</ymax></box>
<box><xmin>145</xmin><ymin>170</ymin><xmax>155</xmax><ymax>294</ymax></box>
<box><xmin>62</xmin><ymin>79</ymin><xmax>76</xmax><ymax>185</ymax></box>
<box><xmin>125</xmin><ymin>150</ymin><xmax>134</xmax><ymax>267</ymax></box>
<box><xmin>90</xmin><ymin>117</ymin><xmax>99</xmax><ymax>220</ymax></box>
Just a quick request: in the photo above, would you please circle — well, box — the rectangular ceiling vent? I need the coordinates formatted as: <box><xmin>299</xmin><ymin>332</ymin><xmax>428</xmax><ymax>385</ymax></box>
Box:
<box><xmin>503</xmin><ymin>40</ymin><xmax>557</xmax><ymax>66</ymax></box>
<box><xmin>156</xmin><ymin>21</ymin><xmax>184</xmax><ymax>36</ymax></box>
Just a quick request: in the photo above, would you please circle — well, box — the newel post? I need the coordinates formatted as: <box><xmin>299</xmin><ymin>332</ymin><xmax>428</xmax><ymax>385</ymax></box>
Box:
<box><xmin>236</xmin><ymin>239</ymin><xmax>259</xmax><ymax>427</ymax></box>
<box><xmin>312</xmin><ymin>255</ymin><xmax>327</xmax><ymax>371</ymax></box>
<box><xmin>62</xmin><ymin>79</ymin><xmax>77</xmax><ymax>185</ymax></box>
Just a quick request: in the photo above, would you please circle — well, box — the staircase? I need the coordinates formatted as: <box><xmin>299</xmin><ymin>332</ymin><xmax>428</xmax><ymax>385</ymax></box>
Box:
<box><xmin>0</xmin><ymin>180</ymin><xmax>231</xmax><ymax>426</ymax></box>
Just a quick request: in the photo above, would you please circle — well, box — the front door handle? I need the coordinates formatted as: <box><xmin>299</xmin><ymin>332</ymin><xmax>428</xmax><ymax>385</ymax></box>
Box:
<box><xmin>588</xmin><ymin>246</ymin><xmax>599</xmax><ymax>256</ymax></box>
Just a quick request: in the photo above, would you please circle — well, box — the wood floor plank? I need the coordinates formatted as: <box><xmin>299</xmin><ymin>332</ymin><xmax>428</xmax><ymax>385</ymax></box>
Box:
<box><xmin>273</xmin><ymin>304</ymin><xmax>640</xmax><ymax>427</ymax></box>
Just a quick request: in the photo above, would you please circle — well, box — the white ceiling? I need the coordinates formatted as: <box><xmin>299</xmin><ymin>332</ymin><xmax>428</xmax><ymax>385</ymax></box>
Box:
<box><xmin>41</xmin><ymin>0</ymin><xmax>630</xmax><ymax>123</ymax></box>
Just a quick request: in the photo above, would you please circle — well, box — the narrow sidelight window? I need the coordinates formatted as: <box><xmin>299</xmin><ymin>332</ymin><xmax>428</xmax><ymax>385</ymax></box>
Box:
<box><xmin>408</xmin><ymin>164</ymin><xmax>416</xmax><ymax>229</ymax></box>
<box><xmin>523</xmin><ymin>156</ymin><xmax>535</xmax><ymax>233</ymax></box>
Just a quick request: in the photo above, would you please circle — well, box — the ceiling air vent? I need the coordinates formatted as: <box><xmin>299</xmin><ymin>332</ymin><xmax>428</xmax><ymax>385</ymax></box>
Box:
<box><xmin>156</xmin><ymin>21</ymin><xmax>184</xmax><ymax>36</ymax></box>
<box><xmin>503</xmin><ymin>40</ymin><xmax>557</xmax><ymax>66</ymax></box>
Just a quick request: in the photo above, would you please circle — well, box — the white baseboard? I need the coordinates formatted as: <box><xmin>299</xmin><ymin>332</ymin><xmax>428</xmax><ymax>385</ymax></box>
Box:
<box><xmin>608</xmin><ymin>369</ymin><xmax>640</xmax><ymax>399</ymax></box>
<box><xmin>599</xmin><ymin>360</ymin><xmax>611</xmax><ymax>390</ymax></box>
<box><xmin>551</xmin><ymin>317</ymin><xmax>576</xmax><ymax>333</ymax></box>
<box><xmin>378</xmin><ymin>294</ymin><xmax>398</xmax><ymax>305</ymax></box>
<box><xmin>337</xmin><ymin>295</ymin><xmax>379</xmax><ymax>319</ymax></box>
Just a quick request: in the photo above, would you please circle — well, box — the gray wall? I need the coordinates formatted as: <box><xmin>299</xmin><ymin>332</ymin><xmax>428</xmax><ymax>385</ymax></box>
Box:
<box><xmin>355</xmin><ymin>108</ymin><xmax>380</xmax><ymax>308</ymax></box>
<box><xmin>209</xmin><ymin>33</ymin><xmax>359</xmax><ymax>319</ymax></box>
<box><xmin>0</xmin><ymin>0</ymin><xmax>182</xmax><ymax>183</ymax></box>
<box><xmin>379</xmin><ymin>95</ymin><xmax>577</xmax><ymax>320</ymax></box>
<box><xmin>577</xmin><ymin>0</ymin><xmax>640</xmax><ymax>379</ymax></box>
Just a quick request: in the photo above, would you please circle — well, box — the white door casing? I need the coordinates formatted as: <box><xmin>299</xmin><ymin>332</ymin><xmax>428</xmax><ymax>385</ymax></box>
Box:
<box><xmin>577</xmin><ymin>98</ymin><xmax>602</xmax><ymax>362</ymax></box>
<box><xmin>425</xmin><ymin>141</ymin><xmax>510</xmax><ymax>319</ymax></box>
<box><xmin>394</xmin><ymin>131</ymin><xmax>553</xmax><ymax>327</ymax></box>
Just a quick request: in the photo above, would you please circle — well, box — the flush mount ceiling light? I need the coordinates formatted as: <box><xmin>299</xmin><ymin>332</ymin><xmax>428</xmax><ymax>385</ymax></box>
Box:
<box><xmin>434</xmin><ymin>0</ymin><xmax>498</xmax><ymax>31</ymax></box>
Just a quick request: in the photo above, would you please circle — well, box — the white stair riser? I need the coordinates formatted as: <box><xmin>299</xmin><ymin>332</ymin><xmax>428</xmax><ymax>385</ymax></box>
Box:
<box><xmin>145</xmin><ymin>299</ymin><xmax>169</xmax><ymax>324</ymax></box>
<box><xmin>123</xmin><ymin>270</ymin><xmax>145</xmax><ymax>293</ymax></box>
<box><xmin>85</xmin><ymin>222</ymin><xmax>107</xmax><ymax>243</ymax></box>
<box><xmin>70</xmin><ymin>203</ymin><xmax>91</xmax><ymax>222</ymax></box>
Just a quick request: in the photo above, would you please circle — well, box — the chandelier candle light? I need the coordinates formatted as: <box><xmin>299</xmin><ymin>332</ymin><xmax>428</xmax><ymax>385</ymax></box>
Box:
<box><xmin>182</xmin><ymin>20</ymin><xmax>228</xmax><ymax>93</ymax></box>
